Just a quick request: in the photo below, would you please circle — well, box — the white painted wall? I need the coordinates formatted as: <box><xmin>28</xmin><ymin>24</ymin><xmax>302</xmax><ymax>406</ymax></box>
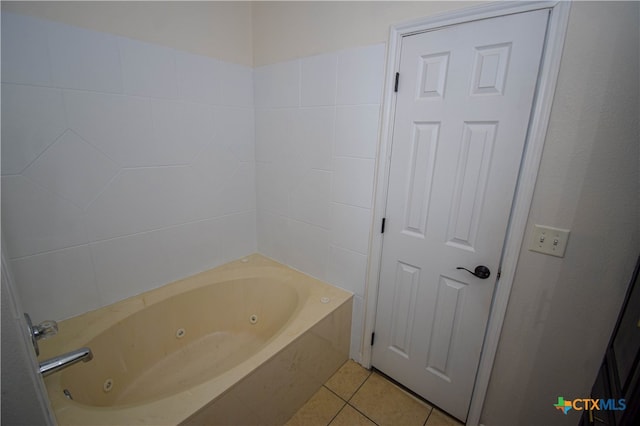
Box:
<box><xmin>251</xmin><ymin>1</ymin><xmax>480</xmax><ymax>66</ymax></box>
<box><xmin>1</xmin><ymin>12</ymin><xmax>257</xmax><ymax>323</ymax></box>
<box><xmin>1</xmin><ymin>1</ymin><xmax>478</xmax><ymax>68</ymax></box>
<box><xmin>481</xmin><ymin>2</ymin><xmax>639</xmax><ymax>424</ymax></box>
<box><xmin>0</xmin><ymin>1</ymin><xmax>253</xmax><ymax>66</ymax></box>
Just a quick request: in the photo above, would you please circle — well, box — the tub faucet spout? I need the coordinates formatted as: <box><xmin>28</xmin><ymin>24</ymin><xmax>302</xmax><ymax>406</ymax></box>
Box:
<box><xmin>39</xmin><ymin>347</ymin><xmax>93</xmax><ymax>377</ymax></box>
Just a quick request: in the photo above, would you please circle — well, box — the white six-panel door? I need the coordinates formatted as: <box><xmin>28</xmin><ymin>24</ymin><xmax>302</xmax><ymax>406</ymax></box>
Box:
<box><xmin>372</xmin><ymin>10</ymin><xmax>549</xmax><ymax>422</ymax></box>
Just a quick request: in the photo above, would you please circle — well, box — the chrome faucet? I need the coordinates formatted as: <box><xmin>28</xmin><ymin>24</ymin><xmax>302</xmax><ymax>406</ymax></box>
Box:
<box><xmin>25</xmin><ymin>313</ymin><xmax>58</xmax><ymax>355</ymax></box>
<box><xmin>25</xmin><ymin>313</ymin><xmax>93</xmax><ymax>376</ymax></box>
<box><xmin>38</xmin><ymin>347</ymin><xmax>93</xmax><ymax>377</ymax></box>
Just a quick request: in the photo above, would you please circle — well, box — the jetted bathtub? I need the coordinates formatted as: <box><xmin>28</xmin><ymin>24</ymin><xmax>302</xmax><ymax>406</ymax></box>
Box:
<box><xmin>39</xmin><ymin>254</ymin><xmax>353</xmax><ymax>425</ymax></box>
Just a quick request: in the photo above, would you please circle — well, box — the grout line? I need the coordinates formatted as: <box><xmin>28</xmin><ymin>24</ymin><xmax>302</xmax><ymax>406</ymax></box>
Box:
<box><xmin>322</xmin><ymin>384</ymin><xmax>347</xmax><ymax>403</ymax></box>
<box><xmin>333</xmin><ymin>153</ymin><xmax>377</xmax><ymax>161</ymax></box>
<box><xmin>1</xmin><ymin>81</ymin><xmax>255</xmax><ymax>109</ymax></box>
<box><xmin>320</xmin><ymin>383</ymin><xmax>380</xmax><ymax>426</ymax></box>
<box><xmin>325</xmin><ymin>399</ymin><xmax>347</xmax><ymax>426</ymax></box>
<box><xmin>344</xmin><ymin>368</ymin><xmax>373</xmax><ymax>404</ymax></box>
<box><xmin>8</xmin><ymin>210</ymin><xmax>256</xmax><ymax>261</ymax></box>
<box><xmin>331</xmin><ymin>200</ymin><xmax>371</xmax><ymax>212</ymax></box>
<box><xmin>346</xmin><ymin>402</ymin><xmax>381</xmax><ymax>426</ymax></box>
<box><xmin>423</xmin><ymin>409</ymin><xmax>432</xmax><ymax>426</ymax></box>
<box><xmin>15</xmin><ymin>168</ymin><xmax>87</xmax><ymax>212</ymax></box>
<box><xmin>321</xmin><ymin>363</ymin><xmax>378</xmax><ymax>425</ymax></box>
<box><xmin>17</xmin><ymin>127</ymin><xmax>68</xmax><ymax>176</ymax></box>
<box><xmin>114</xmin><ymin>36</ymin><xmax>126</xmax><ymax>94</ymax></box>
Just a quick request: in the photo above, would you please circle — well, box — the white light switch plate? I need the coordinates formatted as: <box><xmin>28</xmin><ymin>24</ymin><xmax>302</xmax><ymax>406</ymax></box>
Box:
<box><xmin>529</xmin><ymin>225</ymin><xmax>570</xmax><ymax>257</ymax></box>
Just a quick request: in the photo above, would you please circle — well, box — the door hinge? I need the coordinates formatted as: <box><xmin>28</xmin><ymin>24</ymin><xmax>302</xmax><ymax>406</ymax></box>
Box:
<box><xmin>381</xmin><ymin>218</ymin><xmax>386</xmax><ymax>234</ymax></box>
<box><xmin>371</xmin><ymin>332</ymin><xmax>376</xmax><ymax>346</ymax></box>
<box><xmin>394</xmin><ymin>72</ymin><xmax>400</xmax><ymax>92</ymax></box>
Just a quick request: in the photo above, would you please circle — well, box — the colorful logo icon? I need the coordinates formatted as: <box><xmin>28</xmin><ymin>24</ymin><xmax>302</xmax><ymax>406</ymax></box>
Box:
<box><xmin>554</xmin><ymin>397</ymin><xmax>572</xmax><ymax>414</ymax></box>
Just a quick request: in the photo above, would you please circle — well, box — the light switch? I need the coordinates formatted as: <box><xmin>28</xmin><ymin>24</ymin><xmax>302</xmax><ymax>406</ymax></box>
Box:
<box><xmin>529</xmin><ymin>224</ymin><xmax>570</xmax><ymax>257</ymax></box>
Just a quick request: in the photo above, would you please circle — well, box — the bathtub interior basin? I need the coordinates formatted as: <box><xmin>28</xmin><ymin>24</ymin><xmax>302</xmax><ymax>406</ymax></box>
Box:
<box><xmin>61</xmin><ymin>277</ymin><xmax>300</xmax><ymax>407</ymax></box>
<box><xmin>38</xmin><ymin>254</ymin><xmax>353</xmax><ymax>425</ymax></box>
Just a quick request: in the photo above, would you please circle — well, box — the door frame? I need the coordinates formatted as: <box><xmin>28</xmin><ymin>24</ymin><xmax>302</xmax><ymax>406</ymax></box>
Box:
<box><xmin>362</xmin><ymin>2</ymin><xmax>571</xmax><ymax>424</ymax></box>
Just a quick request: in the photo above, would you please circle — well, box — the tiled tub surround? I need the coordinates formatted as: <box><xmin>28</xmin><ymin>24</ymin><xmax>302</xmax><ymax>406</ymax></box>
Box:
<box><xmin>39</xmin><ymin>255</ymin><xmax>352</xmax><ymax>425</ymax></box>
<box><xmin>254</xmin><ymin>44</ymin><xmax>386</xmax><ymax>360</ymax></box>
<box><xmin>2</xmin><ymin>11</ymin><xmax>385</xmax><ymax>362</ymax></box>
<box><xmin>1</xmin><ymin>12</ymin><xmax>256</xmax><ymax>322</ymax></box>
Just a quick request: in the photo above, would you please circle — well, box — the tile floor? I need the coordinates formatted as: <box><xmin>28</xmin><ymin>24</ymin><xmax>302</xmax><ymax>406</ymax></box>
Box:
<box><xmin>285</xmin><ymin>360</ymin><xmax>464</xmax><ymax>426</ymax></box>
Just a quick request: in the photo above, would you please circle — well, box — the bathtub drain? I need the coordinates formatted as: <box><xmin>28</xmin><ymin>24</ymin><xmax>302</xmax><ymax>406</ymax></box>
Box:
<box><xmin>249</xmin><ymin>314</ymin><xmax>258</xmax><ymax>324</ymax></box>
<box><xmin>176</xmin><ymin>328</ymin><xmax>186</xmax><ymax>338</ymax></box>
<box><xmin>63</xmin><ymin>389</ymin><xmax>73</xmax><ymax>400</ymax></box>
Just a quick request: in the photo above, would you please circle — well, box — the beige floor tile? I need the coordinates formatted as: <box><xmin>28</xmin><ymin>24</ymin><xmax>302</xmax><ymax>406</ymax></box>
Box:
<box><xmin>329</xmin><ymin>405</ymin><xmax>376</xmax><ymax>426</ymax></box>
<box><xmin>425</xmin><ymin>408</ymin><xmax>464</xmax><ymax>426</ymax></box>
<box><xmin>349</xmin><ymin>373</ymin><xmax>432</xmax><ymax>426</ymax></box>
<box><xmin>285</xmin><ymin>386</ymin><xmax>345</xmax><ymax>426</ymax></box>
<box><xmin>325</xmin><ymin>359</ymin><xmax>372</xmax><ymax>401</ymax></box>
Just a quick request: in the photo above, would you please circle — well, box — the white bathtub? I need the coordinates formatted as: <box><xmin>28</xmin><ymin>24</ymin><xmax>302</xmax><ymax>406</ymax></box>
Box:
<box><xmin>39</xmin><ymin>254</ymin><xmax>353</xmax><ymax>425</ymax></box>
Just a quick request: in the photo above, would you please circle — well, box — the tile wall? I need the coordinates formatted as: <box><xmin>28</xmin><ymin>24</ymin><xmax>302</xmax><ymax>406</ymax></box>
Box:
<box><xmin>2</xmin><ymin>11</ymin><xmax>386</xmax><ymax>359</ymax></box>
<box><xmin>1</xmin><ymin>13</ymin><xmax>256</xmax><ymax>322</ymax></box>
<box><xmin>254</xmin><ymin>45</ymin><xmax>386</xmax><ymax>359</ymax></box>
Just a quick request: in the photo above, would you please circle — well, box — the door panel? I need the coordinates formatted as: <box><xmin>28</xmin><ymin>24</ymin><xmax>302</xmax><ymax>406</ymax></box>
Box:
<box><xmin>372</xmin><ymin>10</ymin><xmax>549</xmax><ymax>422</ymax></box>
